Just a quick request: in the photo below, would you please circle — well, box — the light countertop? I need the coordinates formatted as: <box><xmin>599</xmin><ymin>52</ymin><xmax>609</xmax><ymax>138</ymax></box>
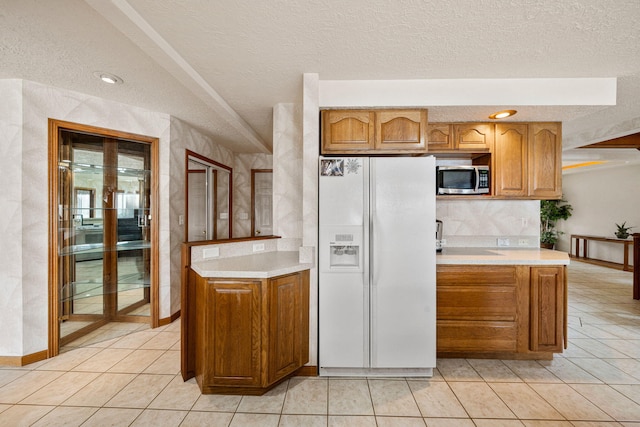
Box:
<box><xmin>191</xmin><ymin>251</ymin><xmax>314</xmax><ymax>279</ymax></box>
<box><xmin>436</xmin><ymin>247</ymin><xmax>570</xmax><ymax>265</ymax></box>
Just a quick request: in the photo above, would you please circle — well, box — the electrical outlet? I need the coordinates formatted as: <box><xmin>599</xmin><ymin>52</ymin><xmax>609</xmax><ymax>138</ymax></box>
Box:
<box><xmin>497</xmin><ymin>238</ymin><xmax>510</xmax><ymax>247</ymax></box>
<box><xmin>518</xmin><ymin>238</ymin><xmax>529</xmax><ymax>246</ymax></box>
<box><xmin>178</xmin><ymin>215</ymin><xmax>184</xmax><ymax>225</ymax></box>
<box><xmin>253</xmin><ymin>243</ymin><xmax>265</xmax><ymax>252</ymax></box>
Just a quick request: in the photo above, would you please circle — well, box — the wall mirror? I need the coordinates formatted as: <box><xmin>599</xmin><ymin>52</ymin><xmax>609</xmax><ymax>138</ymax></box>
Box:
<box><xmin>185</xmin><ymin>150</ymin><xmax>232</xmax><ymax>241</ymax></box>
<box><xmin>251</xmin><ymin>169</ymin><xmax>273</xmax><ymax>236</ymax></box>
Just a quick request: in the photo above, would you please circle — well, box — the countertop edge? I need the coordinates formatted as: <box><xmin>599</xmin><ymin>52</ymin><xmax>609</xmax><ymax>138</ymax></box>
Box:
<box><xmin>191</xmin><ymin>251</ymin><xmax>314</xmax><ymax>279</ymax></box>
<box><xmin>435</xmin><ymin>248</ymin><xmax>570</xmax><ymax>266</ymax></box>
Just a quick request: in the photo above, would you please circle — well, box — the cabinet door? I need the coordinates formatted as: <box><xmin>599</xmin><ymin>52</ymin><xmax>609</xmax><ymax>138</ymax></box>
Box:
<box><xmin>375</xmin><ymin>110</ymin><xmax>427</xmax><ymax>152</ymax></box>
<box><xmin>530</xmin><ymin>267</ymin><xmax>564</xmax><ymax>352</ymax></box>
<box><xmin>494</xmin><ymin>123</ymin><xmax>528</xmax><ymax>197</ymax></box>
<box><xmin>203</xmin><ymin>279</ymin><xmax>262</xmax><ymax>387</ymax></box>
<box><xmin>268</xmin><ymin>271</ymin><xmax>309</xmax><ymax>384</ymax></box>
<box><xmin>528</xmin><ymin>123</ymin><xmax>562</xmax><ymax>199</ymax></box>
<box><xmin>454</xmin><ymin>123</ymin><xmax>494</xmax><ymax>151</ymax></box>
<box><xmin>427</xmin><ymin>123</ymin><xmax>454</xmax><ymax>151</ymax></box>
<box><xmin>321</xmin><ymin>110</ymin><xmax>375</xmax><ymax>153</ymax></box>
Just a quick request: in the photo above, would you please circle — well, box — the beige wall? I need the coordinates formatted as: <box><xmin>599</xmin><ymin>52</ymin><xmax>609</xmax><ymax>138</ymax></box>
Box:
<box><xmin>558</xmin><ymin>163</ymin><xmax>640</xmax><ymax>263</ymax></box>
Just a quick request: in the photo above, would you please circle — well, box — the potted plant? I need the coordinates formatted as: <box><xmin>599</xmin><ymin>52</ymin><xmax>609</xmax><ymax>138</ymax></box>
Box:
<box><xmin>615</xmin><ymin>222</ymin><xmax>633</xmax><ymax>239</ymax></box>
<box><xmin>540</xmin><ymin>198</ymin><xmax>573</xmax><ymax>249</ymax></box>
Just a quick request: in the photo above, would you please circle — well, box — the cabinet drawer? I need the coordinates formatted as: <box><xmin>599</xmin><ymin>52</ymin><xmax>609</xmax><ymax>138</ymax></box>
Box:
<box><xmin>437</xmin><ymin>265</ymin><xmax>517</xmax><ymax>285</ymax></box>
<box><xmin>437</xmin><ymin>320</ymin><xmax>517</xmax><ymax>352</ymax></box>
<box><xmin>437</xmin><ymin>285</ymin><xmax>517</xmax><ymax>321</ymax></box>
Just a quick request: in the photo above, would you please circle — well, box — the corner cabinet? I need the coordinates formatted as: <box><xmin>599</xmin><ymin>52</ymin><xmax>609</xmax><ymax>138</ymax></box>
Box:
<box><xmin>193</xmin><ymin>270</ymin><xmax>309</xmax><ymax>395</ymax></box>
<box><xmin>493</xmin><ymin>122</ymin><xmax>562</xmax><ymax>199</ymax></box>
<box><xmin>321</xmin><ymin>109</ymin><xmax>428</xmax><ymax>154</ymax></box>
<box><xmin>436</xmin><ymin>264</ymin><xmax>566</xmax><ymax>359</ymax></box>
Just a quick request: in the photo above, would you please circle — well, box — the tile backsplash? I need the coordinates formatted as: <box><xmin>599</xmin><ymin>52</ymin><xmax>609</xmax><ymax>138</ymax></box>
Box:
<box><xmin>436</xmin><ymin>199</ymin><xmax>540</xmax><ymax>248</ymax></box>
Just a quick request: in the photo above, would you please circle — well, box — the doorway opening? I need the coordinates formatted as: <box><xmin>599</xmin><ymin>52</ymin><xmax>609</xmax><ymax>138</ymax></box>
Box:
<box><xmin>48</xmin><ymin>120</ymin><xmax>159</xmax><ymax>356</ymax></box>
<box><xmin>185</xmin><ymin>150</ymin><xmax>233</xmax><ymax>241</ymax></box>
<box><xmin>251</xmin><ymin>169</ymin><xmax>273</xmax><ymax>236</ymax></box>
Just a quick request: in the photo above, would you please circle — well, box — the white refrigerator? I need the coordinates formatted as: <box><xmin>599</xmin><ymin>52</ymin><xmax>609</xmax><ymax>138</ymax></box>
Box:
<box><xmin>318</xmin><ymin>156</ymin><xmax>437</xmax><ymax>377</ymax></box>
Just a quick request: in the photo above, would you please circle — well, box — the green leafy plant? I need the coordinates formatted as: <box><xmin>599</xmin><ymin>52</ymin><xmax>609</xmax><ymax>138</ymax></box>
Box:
<box><xmin>540</xmin><ymin>198</ymin><xmax>573</xmax><ymax>248</ymax></box>
<box><xmin>615</xmin><ymin>222</ymin><xmax>633</xmax><ymax>239</ymax></box>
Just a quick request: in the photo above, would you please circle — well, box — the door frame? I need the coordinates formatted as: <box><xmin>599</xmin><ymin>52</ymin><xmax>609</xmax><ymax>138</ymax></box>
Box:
<box><xmin>47</xmin><ymin>119</ymin><xmax>160</xmax><ymax>357</ymax></box>
<box><xmin>184</xmin><ymin>150</ymin><xmax>233</xmax><ymax>241</ymax></box>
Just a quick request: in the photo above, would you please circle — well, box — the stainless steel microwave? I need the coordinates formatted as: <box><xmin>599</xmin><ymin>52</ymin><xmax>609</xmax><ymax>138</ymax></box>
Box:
<box><xmin>436</xmin><ymin>165</ymin><xmax>490</xmax><ymax>195</ymax></box>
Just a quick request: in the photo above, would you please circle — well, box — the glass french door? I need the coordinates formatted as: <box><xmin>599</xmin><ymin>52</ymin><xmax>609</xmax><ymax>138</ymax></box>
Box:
<box><xmin>57</xmin><ymin>130</ymin><xmax>152</xmax><ymax>346</ymax></box>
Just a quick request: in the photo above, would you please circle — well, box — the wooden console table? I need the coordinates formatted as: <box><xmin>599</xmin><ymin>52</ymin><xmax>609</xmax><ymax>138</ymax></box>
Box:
<box><xmin>570</xmin><ymin>234</ymin><xmax>634</xmax><ymax>272</ymax></box>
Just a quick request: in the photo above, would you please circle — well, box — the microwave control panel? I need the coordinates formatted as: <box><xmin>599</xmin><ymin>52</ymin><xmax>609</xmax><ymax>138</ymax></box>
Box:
<box><xmin>478</xmin><ymin>169</ymin><xmax>490</xmax><ymax>189</ymax></box>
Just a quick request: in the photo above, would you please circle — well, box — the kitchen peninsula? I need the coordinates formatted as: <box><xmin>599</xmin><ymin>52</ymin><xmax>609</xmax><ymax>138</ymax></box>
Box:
<box><xmin>436</xmin><ymin>247</ymin><xmax>569</xmax><ymax>360</ymax></box>
<box><xmin>181</xmin><ymin>237</ymin><xmax>313</xmax><ymax>395</ymax></box>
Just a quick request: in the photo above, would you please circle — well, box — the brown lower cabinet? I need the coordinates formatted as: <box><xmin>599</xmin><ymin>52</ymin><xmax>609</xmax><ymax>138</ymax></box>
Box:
<box><xmin>437</xmin><ymin>264</ymin><xmax>566</xmax><ymax>359</ymax></box>
<box><xmin>190</xmin><ymin>270</ymin><xmax>309</xmax><ymax>395</ymax></box>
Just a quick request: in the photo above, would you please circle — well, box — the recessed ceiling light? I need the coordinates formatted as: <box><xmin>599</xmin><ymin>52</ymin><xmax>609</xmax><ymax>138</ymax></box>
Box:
<box><xmin>93</xmin><ymin>71</ymin><xmax>123</xmax><ymax>85</ymax></box>
<box><xmin>489</xmin><ymin>109</ymin><xmax>517</xmax><ymax>119</ymax></box>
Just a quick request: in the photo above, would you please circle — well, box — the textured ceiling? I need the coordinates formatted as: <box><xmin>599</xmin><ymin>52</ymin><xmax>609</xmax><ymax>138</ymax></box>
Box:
<box><xmin>2</xmin><ymin>0</ymin><xmax>640</xmax><ymax>157</ymax></box>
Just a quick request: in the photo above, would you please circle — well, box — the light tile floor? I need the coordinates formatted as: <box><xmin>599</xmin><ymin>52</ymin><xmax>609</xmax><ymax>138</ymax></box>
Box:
<box><xmin>2</xmin><ymin>261</ymin><xmax>640</xmax><ymax>426</ymax></box>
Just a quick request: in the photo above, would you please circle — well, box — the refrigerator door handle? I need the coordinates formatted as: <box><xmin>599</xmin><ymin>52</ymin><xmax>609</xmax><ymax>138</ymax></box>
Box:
<box><xmin>368</xmin><ymin>158</ymin><xmax>375</xmax><ymax>288</ymax></box>
<box><xmin>368</xmin><ymin>158</ymin><xmax>376</xmax><ymax>368</ymax></box>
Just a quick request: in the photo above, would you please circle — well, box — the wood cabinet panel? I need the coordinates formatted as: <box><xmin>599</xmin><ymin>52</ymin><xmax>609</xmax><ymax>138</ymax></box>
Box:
<box><xmin>453</xmin><ymin>123</ymin><xmax>493</xmax><ymax>151</ymax></box>
<box><xmin>494</xmin><ymin>123</ymin><xmax>528</xmax><ymax>197</ymax></box>
<box><xmin>528</xmin><ymin>123</ymin><xmax>562</xmax><ymax>198</ymax></box>
<box><xmin>321</xmin><ymin>110</ymin><xmax>375</xmax><ymax>152</ymax></box>
<box><xmin>427</xmin><ymin>123</ymin><xmax>493</xmax><ymax>152</ymax></box>
<box><xmin>321</xmin><ymin>109</ymin><xmax>427</xmax><ymax>154</ymax></box>
<box><xmin>437</xmin><ymin>286</ymin><xmax>517</xmax><ymax>321</ymax></box>
<box><xmin>530</xmin><ymin>267</ymin><xmax>564</xmax><ymax>352</ymax></box>
<box><xmin>437</xmin><ymin>265</ymin><xmax>517</xmax><ymax>285</ymax></box>
<box><xmin>191</xmin><ymin>270</ymin><xmax>310</xmax><ymax>394</ymax></box>
<box><xmin>437</xmin><ymin>265</ymin><xmax>519</xmax><ymax>353</ymax></box>
<box><xmin>437</xmin><ymin>264</ymin><xmax>566</xmax><ymax>358</ymax></box>
<box><xmin>198</xmin><ymin>279</ymin><xmax>262</xmax><ymax>387</ymax></box>
<box><xmin>427</xmin><ymin>123</ymin><xmax>453</xmax><ymax>151</ymax></box>
<box><xmin>375</xmin><ymin>110</ymin><xmax>427</xmax><ymax>151</ymax></box>
<box><xmin>438</xmin><ymin>320</ymin><xmax>518</xmax><ymax>352</ymax></box>
<box><xmin>268</xmin><ymin>273</ymin><xmax>303</xmax><ymax>383</ymax></box>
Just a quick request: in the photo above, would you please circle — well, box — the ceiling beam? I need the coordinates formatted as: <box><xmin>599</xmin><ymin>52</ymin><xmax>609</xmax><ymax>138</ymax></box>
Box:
<box><xmin>319</xmin><ymin>78</ymin><xmax>617</xmax><ymax>108</ymax></box>
<box><xmin>582</xmin><ymin>132</ymin><xmax>640</xmax><ymax>150</ymax></box>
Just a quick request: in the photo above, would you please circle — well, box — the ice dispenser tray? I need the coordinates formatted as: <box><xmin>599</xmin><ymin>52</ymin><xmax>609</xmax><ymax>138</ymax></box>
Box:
<box><xmin>329</xmin><ymin>245</ymin><xmax>360</xmax><ymax>267</ymax></box>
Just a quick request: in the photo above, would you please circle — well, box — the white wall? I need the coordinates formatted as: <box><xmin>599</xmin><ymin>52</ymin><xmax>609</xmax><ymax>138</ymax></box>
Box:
<box><xmin>0</xmin><ymin>79</ymin><xmax>172</xmax><ymax>356</ymax></box>
<box><xmin>0</xmin><ymin>79</ymin><xmax>249</xmax><ymax>356</ymax></box>
<box><xmin>168</xmin><ymin>117</ymin><xmax>235</xmax><ymax>315</ymax></box>
<box><xmin>0</xmin><ymin>80</ymin><xmax>25</xmax><ymax>356</ymax></box>
<box><xmin>273</xmin><ymin>103</ymin><xmax>305</xmax><ymax>252</ymax></box>
<box><xmin>557</xmin><ymin>164</ymin><xmax>640</xmax><ymax>264</ymax></box>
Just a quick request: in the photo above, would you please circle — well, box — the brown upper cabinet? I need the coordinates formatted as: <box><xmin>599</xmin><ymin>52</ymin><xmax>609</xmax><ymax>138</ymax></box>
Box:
<box><xmin>427</xmin><ymin>123</ymin><xmax>493</xmax><ymax>152</ymax></box>
<box><xmin>493</xmin><ymin>122</ymin><xmax>561</xmax><ymax>199</ymax></box>
<box><xmin>528</xmin><ymin>123</ymin><xmax>562</xmax><ymax>199</ymax></box>
<box><xmin>493</xmin><ymin>123</ymin><xmax>529</xmax><ymax>197</ymax></box>
<box><xmin>321</xmin><ymin>109</ymin><xmax>428</xmax><ymax>154</ymax></box>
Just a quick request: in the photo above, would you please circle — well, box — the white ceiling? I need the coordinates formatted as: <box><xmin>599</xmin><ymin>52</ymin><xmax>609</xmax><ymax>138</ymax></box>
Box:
<box><xmin>2</xmin><ymin>0</ymin><xmax>640</xmax><ymax>163</ymax></box>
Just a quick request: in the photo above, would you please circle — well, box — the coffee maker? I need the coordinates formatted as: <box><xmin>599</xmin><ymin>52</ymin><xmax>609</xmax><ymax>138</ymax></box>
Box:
<box><xmin>436</xmin><ymin>220</ymin><xmax>443</xmax><ymax>252</ymax></box>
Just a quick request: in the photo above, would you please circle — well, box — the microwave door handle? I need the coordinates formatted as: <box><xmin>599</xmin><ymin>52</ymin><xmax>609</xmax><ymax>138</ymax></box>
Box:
<box><xmin>474</xmin><ymin>168</ymin><xmax>480</xmax><ymax>193</ymax></box>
